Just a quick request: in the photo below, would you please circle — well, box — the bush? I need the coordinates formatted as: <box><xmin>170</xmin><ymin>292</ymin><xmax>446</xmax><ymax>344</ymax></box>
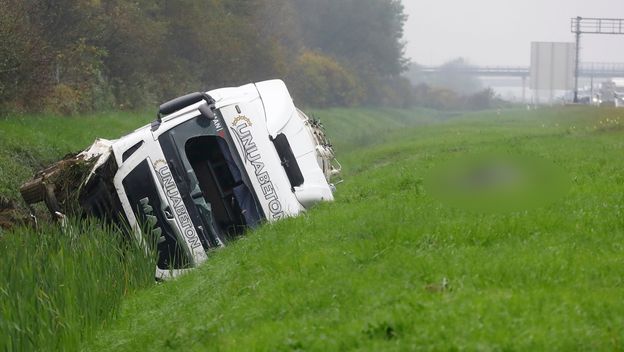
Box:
<box><xmin>45</xmin><ymin>40</ymin><xmax>112</xmax><ymax>114</ymax></box>
<box><xmin>411</xmin><ymin>83</ymin><xmax>502</xmax><ymax>111</ymax></box>
<box><xmin>287</xmin><ymin>50</ymin><xmax>363</xmax><ymax>107</ymax></box>
<box><xmin>376</xmin><ymin>76</ymin><xmax>415</xmax><ymax>108</ymax></box>
<box><xmin>43</xmin><ymin>84</ymin><xmax>82</xmax><ymax>115</ymax></box>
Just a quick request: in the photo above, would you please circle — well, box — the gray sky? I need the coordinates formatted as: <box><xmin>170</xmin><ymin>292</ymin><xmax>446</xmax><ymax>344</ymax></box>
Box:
<box><xmin>402</xmin><ymin>0</ymin><xmax>624</xmax><ymax>66</ymax></box>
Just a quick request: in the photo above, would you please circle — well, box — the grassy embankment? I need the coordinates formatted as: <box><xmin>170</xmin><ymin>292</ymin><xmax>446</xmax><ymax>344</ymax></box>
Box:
<box><xmin>0</xmin><ymin>107</ymin><xmax>437</xmax><ymax>351</ymax></box>
<box><xmin>84</xmin><ymin>106</ymin><xmax>623</xmax><ymax>350</ymax></box>
<box><xmin>0</xmin><ymin>111</ymin><xmax>156</xmax><ymax>351</ymax></box>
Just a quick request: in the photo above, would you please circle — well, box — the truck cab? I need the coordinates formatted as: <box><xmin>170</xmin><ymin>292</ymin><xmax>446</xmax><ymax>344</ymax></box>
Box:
<box><xmin>21</xmin><ymin>80</ymin><xmax>340</xmax><ymax>279</ymax></box>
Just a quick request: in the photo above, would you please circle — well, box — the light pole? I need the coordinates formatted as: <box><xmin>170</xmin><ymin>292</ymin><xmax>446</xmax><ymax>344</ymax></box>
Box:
<box><xmin>574</xmin><ymin>17</ymin><xmax>581</xmax><ymax>103</ymax></box>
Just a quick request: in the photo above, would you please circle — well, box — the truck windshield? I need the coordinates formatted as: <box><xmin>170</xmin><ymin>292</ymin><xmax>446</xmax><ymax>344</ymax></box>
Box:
<box><xmin>185</xmin><ymin>135</ymin><xmax>261</xmax><ymax>240</ymax></box>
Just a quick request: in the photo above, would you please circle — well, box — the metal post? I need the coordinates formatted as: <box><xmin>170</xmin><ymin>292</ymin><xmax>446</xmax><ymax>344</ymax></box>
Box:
<box><xmin>522</xmin><ymin>76</ymin><xmax>526</xmax><ymax>104</ymax></box>
<box><xmin>590</xmin><ymin>74</ymin><xmax>594</xmax><ymax>103</ymax></box>
<box><xmin>574</xmin><ymin>17</ymin><xmax>581</xmax><ymax>103</ymax></box>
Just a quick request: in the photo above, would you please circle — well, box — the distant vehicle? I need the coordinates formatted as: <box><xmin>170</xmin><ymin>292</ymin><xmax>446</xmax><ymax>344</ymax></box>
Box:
<box><xmin>591</xmin><ymin>80</ymin><xmax>624</xmax><ymax>107</ymax></box>
<box><xmin>20</xmin><ymin>80</ymin><xmax>341</xmax><ymax>279</ymax></box>
<box><xmin>615</xmin><ymin>91</ymin><xmax>624</xmax><ymax>108</ymax></box>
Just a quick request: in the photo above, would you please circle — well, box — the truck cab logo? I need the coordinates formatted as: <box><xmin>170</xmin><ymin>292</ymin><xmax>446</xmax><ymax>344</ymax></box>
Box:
<box><xmin>230</xmin><ymin>117</ymin><xmax>284</xmax><ymax>220</ymax></box>
<box><xmin>213</xmin><ymin>117</ymin><xmax>224</xmax><ymax>132</ymax></box>
<box><xmin>231</xmin><ymin>115</ymin><xmax>252</xmax><ymax>127</ymax></box>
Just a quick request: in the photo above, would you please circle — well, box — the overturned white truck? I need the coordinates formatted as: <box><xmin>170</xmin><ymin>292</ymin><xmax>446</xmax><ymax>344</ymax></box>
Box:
<box><xmin>21</xmin><ymin>80</ymin><xmax>340</xmax><ymax>278</ymax></box>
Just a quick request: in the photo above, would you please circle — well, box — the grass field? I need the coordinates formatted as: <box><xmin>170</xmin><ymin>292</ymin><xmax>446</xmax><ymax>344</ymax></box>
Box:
<box><xmin>1</xmin><ymin>106</ymin><xmax>623</xmax><ymax>350</ymax></box>
<box><xmin>0</xmin><ymin>220</ymin><xmax>156</xmax><ymax>351</ymax></box>
<box><xmin>83</xmin><ymin>106</ymin><xmax>621</xmax><ymax>351</ymax></box>
<box><xmin>0</xmin><ymin>107</ymin><xmax>436</xmax><ymax>350</ymax></box>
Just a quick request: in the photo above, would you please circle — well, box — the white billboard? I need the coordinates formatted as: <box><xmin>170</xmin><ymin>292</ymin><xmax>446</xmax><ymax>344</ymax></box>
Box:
<box><xmin>530</xmin><ymin>42</ymin><xmax>576</xmax><ymax>91</ymax></box>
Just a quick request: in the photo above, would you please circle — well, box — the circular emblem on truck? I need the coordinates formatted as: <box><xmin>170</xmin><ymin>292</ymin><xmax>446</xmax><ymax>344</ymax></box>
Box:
<box><xmin>232</xmin><ymin>115</ymin><xmax>252</xmax><ymax>127</ymax></box>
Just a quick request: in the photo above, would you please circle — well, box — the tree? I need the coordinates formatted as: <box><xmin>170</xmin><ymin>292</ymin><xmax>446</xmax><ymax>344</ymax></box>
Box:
<box><xmin>287</xmin><ymin>50</ymin><xmax>363</xmax><ymax>107</ymax></box>
<box><xmin>0</xmin><ymin>0</ymin><xmax>52</xmax><ymax>111</ymax></box>
<box><xmin>292</xmin><ymin>0</ymin><xmax>407</xmax><ymax>76</ymax></box>
<box><xmin>0</xmin><ymin>0</ymin><xmax>412</xmax><ymax>113</ymax></box>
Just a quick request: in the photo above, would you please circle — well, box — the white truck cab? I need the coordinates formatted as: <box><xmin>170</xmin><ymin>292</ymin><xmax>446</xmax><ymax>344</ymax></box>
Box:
<box><xmin>21</xmin><ymin>80</ymin><xmax>340</xmax><ymax>279</ymax></box>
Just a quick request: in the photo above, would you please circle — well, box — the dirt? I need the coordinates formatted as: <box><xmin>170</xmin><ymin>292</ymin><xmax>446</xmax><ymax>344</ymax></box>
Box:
<box><xmin>0</xmin><ymin>197</ymin><xmax>29</xmax><ymax>231</ymax></box>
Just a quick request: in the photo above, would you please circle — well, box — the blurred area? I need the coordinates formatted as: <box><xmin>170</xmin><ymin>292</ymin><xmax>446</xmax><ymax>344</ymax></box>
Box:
<box><xmin>425</xmin><ymin>153</ymin><xmax>570</xmax><ymax>213</ymax></box>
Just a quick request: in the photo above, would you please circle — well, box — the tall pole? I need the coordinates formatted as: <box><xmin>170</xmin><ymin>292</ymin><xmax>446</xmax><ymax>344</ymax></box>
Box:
<box><xmin>574</xmin><ymin>16</ymin><xmax>582</xmax><ymax>103</ymax></box>
<box><xmin>522</xmin><ymin>76</ymin><xmax>526</xmax><ymax>104</ymax></box>
<box><xmin>590</xmin><ymin>73</ymin><xmax>594</xmax><ymax>103</ymax></box>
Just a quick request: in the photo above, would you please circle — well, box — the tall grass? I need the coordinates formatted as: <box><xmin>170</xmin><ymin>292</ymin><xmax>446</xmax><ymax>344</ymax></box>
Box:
<box><xmin>85</xmin><ymin>106</ymin><xmax>624</xmax><ymax>351</ymax></box>
<box><xmin>0</xmin><ymin>107</ymin><xmax>430</xmax><ymax>351</ymax></box>
<box><xmin>6</xmin><ymin>106</ymin><xmax>622</xmax><ymax>350</ymax></box>
<box><xmin>0</xmin><ymin>111</ymin><xmax>156</xmax><ymax>351</ymax></box>
<box><xmin>0</xmin><ymin>219</ymin><xmax>156</xmax><ymax>351</ymax></box>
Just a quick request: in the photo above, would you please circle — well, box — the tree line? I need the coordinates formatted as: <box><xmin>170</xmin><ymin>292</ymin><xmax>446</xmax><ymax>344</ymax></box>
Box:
<box><xmin>0</xmin><ymin>0</ymin><xmax>410</xmax><ymax>114</ymax></box>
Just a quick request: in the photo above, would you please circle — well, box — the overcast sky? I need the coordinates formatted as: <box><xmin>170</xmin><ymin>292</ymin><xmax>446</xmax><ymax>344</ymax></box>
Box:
<box><xmin>402</xmin><ymin>0</ymin><xmax>624</xmax><ymax>66</ymax></box>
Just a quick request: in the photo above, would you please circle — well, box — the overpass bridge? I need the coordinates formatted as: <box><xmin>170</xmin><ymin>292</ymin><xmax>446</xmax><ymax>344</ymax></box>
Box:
<box><xmin>418</xmin><ymin>62</ymin><xmax>624</xmax><ymax>78</ymax></box>
<box><xmin>418</xmin><ymin>62</ymin><xmax>624</xmax><ymax>102</ymax></box>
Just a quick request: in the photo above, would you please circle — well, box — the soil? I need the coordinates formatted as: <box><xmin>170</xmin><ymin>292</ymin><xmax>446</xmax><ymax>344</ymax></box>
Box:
<box><xmin>0</xmin><ymin>197</ymin><xmax>29</xmax><ymax>231</ymax></box>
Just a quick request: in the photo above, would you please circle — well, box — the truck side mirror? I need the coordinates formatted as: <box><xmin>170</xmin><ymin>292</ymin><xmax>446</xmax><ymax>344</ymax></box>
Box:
<box><xmin>198</xmin><ymin>103</ymin><xmax>215</xmax><ymax>120</ymax></box>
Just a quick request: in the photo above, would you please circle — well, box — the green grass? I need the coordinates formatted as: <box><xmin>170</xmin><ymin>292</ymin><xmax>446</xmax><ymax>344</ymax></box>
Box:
<box><xmin>0</xmin><ymin>111</ymin><xmax>153</xmax><ymax>199</ymax></box>
<box><xmin>0</xmin><ymin>107</ymin><xmax>433</xmax><ymax>351</ymax></box>
<box><xmin>0</xmin><ymin>220</ymin><xmax>156</xmax><ymax>351</ymax></box>
<box><xmin>307</xmin><ymin>107</ymin><xmax>444</xmax><ymax>153</ymax></box>
<box><xmin>79</xmin><ymin>106</ymin><xmax>624</xmax><ymax>351</ymax></box>
<box><xmin>1</xmin><ymin>106</ymin><xmax>623</xmax><ymax>350</ymax></box>
<box><xmin>0</xmin><ymin>111</ymin><xmax>158</xmax><ymax>351</ymax></box>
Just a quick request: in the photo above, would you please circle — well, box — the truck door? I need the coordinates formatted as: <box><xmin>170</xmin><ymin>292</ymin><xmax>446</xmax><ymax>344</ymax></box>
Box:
<box><xmin>157</xmin><ymin>114</ymin><xmax>262</xmax><ymax>242</ymax></box>
<box><xmin>113</xmin><ymin>135</ymin><xmax>209</xmax><ymax>271</ymax></box>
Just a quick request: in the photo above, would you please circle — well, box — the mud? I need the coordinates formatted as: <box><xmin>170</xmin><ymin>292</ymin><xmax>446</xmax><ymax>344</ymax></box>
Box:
<box><xmin>0</xmin><ymin>197</ymin><xmax>29</xmax><ymax>231</ymax></box>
